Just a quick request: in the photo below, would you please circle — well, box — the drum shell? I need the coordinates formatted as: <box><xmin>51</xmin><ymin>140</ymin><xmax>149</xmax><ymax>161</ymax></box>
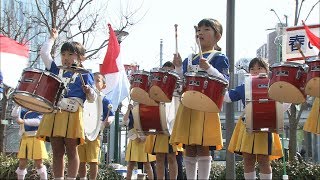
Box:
<box><xmin>182</xmin><ymin>72</ymin><xmax>228</xmax><ymax>112</ymax></box>
<box><xmin>305</xmin><ymin>59</ymin><xmax>320</xmax><ymax>97</ymax></box>
<box><xmin>149</xmin><ymin>69</ymin><xmax>179</xmax><ymax>102</ymax></box>
<box><xmin>245</xmin><ymin>74</ymin><xmax>284</xmax><ymax>133</ymax></box>
<box><xmin>13</xmin><ymin>68</ymin><xmax>63</xmax><ymax>113</ymax></box>
<box><xmin>268</xmin><ymin>62</ymin><xmax>307</xmax><ymax>103</ymax></box>
<box><xmin>130</xmin><ymin>70</ymin><xmax>150</xmax><ymax>92</ymax></box>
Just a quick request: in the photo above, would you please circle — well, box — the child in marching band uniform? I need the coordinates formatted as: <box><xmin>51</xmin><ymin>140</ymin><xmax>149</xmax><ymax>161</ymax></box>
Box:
<box><xmin>227</xmin><ymin>57</ymin><xmax>284</xmax><ymax>180</ymax></box>
<box><xmin>303</xmin><ymin>97</ymin><xmax>320</xmax><ymax>134</ymax></box>
<box><xmin>171</xmin><ymin>18</ymin><xmax>229</xmax><ymax>179</ymax></box>
<box><xmin>37</xmin><ymin>28</ymin><xmax>96</xmax><ymax>179</ymax></box>
<box><xmin>11</xmin><ymin>105</ymin><xmax>48</xmax><ymax>180</ymax></box>
<box><xmin>304</xmin><ymin>52</ymin><xmax>320</xmax><ymax>135</ymax></box>
<box><xmin>123</xmin><ymin>104</ymin><xmax>156</xmax><ymax>180</ymax></box>
<box><xmin>144</xmin><ymin>61</ymin><xmax>179</xmax><ymax>179</ymax></box>
<box><xmin>78</xmin><ymin>72</ymin><xmax>115</xmax><ymax>180</ymax></box>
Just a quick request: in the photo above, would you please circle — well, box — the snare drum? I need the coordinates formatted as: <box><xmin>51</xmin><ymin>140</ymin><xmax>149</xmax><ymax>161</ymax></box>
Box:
<box><xmin>245</xmin><ymin>74</ymin><xmax>284</xmax><ymax>133</ymax></box>
<box><xmin>268</xmin><ymin>62</ymin><xmax>308</xmax><ymax>103</ymax></box>
<box><xmin>13</xmin><ymin>68</ymin><xmax>64</xmax><ymax>113</ymax></box>
<box><xmin>130</xmin><ymin>70</ymin><xmax>157</xmax><ymax>106</ymax></box>
<box><xmin>181</xmin><ymin>72</ymin><xmax>228</xmax><ymax>112</ymax></box>
<box><xmin>305</xmin><ymin>59</ymin><xmax>320</xmax><ymax>97</ymax></box>
<box><xmin>132</xmin><ymin>99</ymin><xmax>178</xmax><ymax>137</ymax></box>
<box><xmin>149</xmin><ymin>68</ymin><xmax>180</xmax><ymax>102</ymax></box>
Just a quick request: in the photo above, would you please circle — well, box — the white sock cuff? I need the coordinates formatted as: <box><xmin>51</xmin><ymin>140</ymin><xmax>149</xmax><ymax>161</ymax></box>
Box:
<box><xmin>36</xmin><ymin>166</ymin><xmax>47</xmax><ymax>175</ymax></box>
<box><xmin>260</xmin><ymin>173</ymin><xmax>272</xmax><ymax>180</ymax></box>
<box><xmin>80</xmin><ymin>177</ymin><xmax>88</xmax><ymax>180</ymax></box>
<box><xmin>54</xmin><ymin>177</ymin><xmax>64</xmax><ymax>180</ymax></box>
<box><xmin>15</xmin><ymin>168</ymin><xmax>27</xmax><ymax>175</ymax></box>
<box><xmin>244</xmin><ymin>171</ymin><xmax>256</xmax><ymax>180</ymax></box>
<box><xmin>197</xmin><ymin>156</ymin><xmax>212</xmax><ymax>161</ymax></box>
<box><xmin>66</xmin><ymin>177</ymin><xmax>76</xmax><ymax>180</ymax></box>
<box><xmin>184</xmin><ymin>156</ymin><xmax>197</xmax><ymax>164</ymax></box>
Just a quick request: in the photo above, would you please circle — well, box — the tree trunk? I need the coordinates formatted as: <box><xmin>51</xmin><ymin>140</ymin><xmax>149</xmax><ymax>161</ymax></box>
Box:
<box><xmin>288</xmin><ymin>104</ymin><xmax>298</xmax><ymax>161</ymax></box>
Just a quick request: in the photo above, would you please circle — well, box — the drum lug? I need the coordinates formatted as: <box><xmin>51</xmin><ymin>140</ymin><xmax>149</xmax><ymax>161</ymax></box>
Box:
<box><xmin>296</xmin><ymin>69</ymin><xmax>301</xmax><ymax>80</ymax></box>
<box><xmin>163</xmin><ymin>75</ymin><xmax>168</xmax><ymax>83</ymax></box>
<box><xmin>203</xmin><ymin>80</ymin><xmax>208</xmax><ymax>89</ymax></box>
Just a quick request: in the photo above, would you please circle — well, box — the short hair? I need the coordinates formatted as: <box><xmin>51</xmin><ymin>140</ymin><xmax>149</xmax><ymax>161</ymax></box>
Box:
<box><xmin>162</xmin><ymin>61</ymin><xmax>175</xmax><ymax>68</ymax></box>
<box><xmin>61</xmin><ymin>41</ymin><xmax>86</xmax><ymax>56</ymax></box>
<box><xmin>198</xmin><ymin>18</ymin><xmax>223</xmax><ymax>51</ymax></box>
<box><xmin>93</xmin><ymin>72</ymin><xmax>106</xmax><ymax>84</ymax></box>
<box><xmin>249</xmin><ymin>57</ymin><xmax>269</xmax><ymax>73</ymax></box>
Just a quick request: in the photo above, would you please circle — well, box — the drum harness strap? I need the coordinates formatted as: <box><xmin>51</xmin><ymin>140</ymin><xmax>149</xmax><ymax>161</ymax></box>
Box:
<box><xmin>55</xmin><ymin>70</ymin><xmax>84</xmax><ymax>113</ymax></box>
<box><xmin>187</xmin><ymin>51</ymin><xmax>221</xmax><ymax>72</ymax></box>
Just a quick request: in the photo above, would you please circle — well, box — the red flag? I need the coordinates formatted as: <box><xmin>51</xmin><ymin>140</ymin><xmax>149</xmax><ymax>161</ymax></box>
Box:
<box><xmin>302</xmin><ymin>21</ymin><xmax>320</xmax><ymax>50</ymax></box>
<box><xmin>0</xmin><ymin>35</ymin><xmax>29</xmax><ymax>88</ymax></box>
<box><xmin>100</xmin><ymin>24</ymin><xmax>120</xmax><ymax>74</ymax></box>
<box><xmin>99</xmin><ymin>24</ymin><xmax>130</xmax><ymax>111</ymax></box>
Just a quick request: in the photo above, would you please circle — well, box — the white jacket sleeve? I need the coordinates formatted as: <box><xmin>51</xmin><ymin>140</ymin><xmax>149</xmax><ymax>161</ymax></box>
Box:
<box><xmin>40</xmin><ymin>38</ymin><xmax>54</xmax><ymax>69</ymax></box>
<box><xmin>24</xmin><ymin>118</ymin><xmax>41</xmax><ymax>126</ymax></box>
<box><xmin>223</xmin><ymin>91</ymin><xmax>232</xmax><ymax>103</ymax></box>
<box><xmin>206</xmin><ymin>66</ymin><xmax>227</xmax><ymax>81</ymax></box>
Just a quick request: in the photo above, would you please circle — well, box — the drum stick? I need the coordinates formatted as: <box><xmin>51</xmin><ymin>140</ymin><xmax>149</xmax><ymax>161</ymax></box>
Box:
<box><xmin>194</xmin><ymin>26</ymin><xmax>203</xmax><ymax>59</ymax></box>
<box><xmin>294</xmin><ymin>41</ymin><xmax>306</xmax><ymax>61</ymax></box>
<box><xmin>174</xmin><ymin>24</ymin><xmax>178</xmax><ymax>54</ymax></box>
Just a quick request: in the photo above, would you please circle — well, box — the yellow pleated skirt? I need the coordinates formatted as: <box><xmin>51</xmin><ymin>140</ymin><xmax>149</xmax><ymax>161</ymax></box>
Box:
<box><xmin>125</xmin><ymin>138</ymin><xmax>156</xmax><ymax>162</ymax></box>
<box><xmin>169</xmin><ymin>104</ymin><xmax>223</xmax><ymax>150</ymax></box>
<box><xmin>228</xmin><ymin>117</ymin><xmax>283</xmax><ymax>161</ymax></box>
<box><xmin>145</xmin><ymin>134</ymin><xmax>177</xmax><ymax>154</ymax></box>
<box><xmin>303</xmin><ymin>97</ymin><xmax>320</xmax><ymax>134</ymax></box>
<box><xmin>78</xmin><ymin>138</ymin><xmax>101</xmax><ymax>163</ymax></box>
<box><xmin>36</xmin><ymin>106</ymin><xmax>85</xmax><ymax>145</ymax></box>
<box><xmin>17</xmin><ymin>135</ymin><xmax>48</xmax><ymax>160</ymax></box>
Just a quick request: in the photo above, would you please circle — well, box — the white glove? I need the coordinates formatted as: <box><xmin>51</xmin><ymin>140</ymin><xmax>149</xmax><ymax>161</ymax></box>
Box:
<box><xmin>11</xmin><ymin>105</ymin><xmax>21</xmax><ymax>118</ymax></box>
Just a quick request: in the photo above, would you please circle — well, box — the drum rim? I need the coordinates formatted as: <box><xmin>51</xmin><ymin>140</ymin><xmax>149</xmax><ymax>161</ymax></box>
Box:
<box><xmin>270</xmin><ymin>62</ymin><xmax>305</xmax><ymax>68</ymax></box>
<box><xmin>184</xmin><ymin>71</ymin><xmax>207</xmax><ymax>77</ymax></box>
<box><xmin>184</xmin><ymin>72</ymin><xmax>228</xmax><ymax>84</ymax></box>
<box><xmin>23</xmin><ymin>68</ymin><xmax>63</xmax><ymax>83</ymax></box>
<box><xmin>150</xmin><ymin>68</ymin><xmax>180</xmax><ymax>78</ymax></box>
<box><xmin>132</xmin><ymin>70</ymin><xmax>150</xmax><ymax>75</ymax></box>
<box><xmin>13</xmin><ymin>91</ymin><xmax>54</xmax><ymax>113</ymax></box>
<box><xmin>207</xmin><ymin>74</ymin><xmax>229</xmax><ymax>84</ymax></box>
<box><xmin>305</xmin><ymin>58</ymin><xmax>320</xmax><ymax>63</ymax></box>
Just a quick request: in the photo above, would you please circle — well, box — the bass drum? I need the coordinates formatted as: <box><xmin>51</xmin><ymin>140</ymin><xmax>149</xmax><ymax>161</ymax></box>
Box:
<box><xmin>83</xmin><ymin>94</ymin><xmax>103</xmax><ymax>141</ymax></box>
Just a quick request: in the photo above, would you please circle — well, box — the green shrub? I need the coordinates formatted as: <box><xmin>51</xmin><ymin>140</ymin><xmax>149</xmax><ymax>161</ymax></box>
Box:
<box><xmin>210</xmin><ymin>158</ymin><xmax>320</xmax><ymax>180</ymax></box>
<box><xmin>0</xmin><ymin>153</ymin><xmax>124</xmax><ymax>180</ymax></box>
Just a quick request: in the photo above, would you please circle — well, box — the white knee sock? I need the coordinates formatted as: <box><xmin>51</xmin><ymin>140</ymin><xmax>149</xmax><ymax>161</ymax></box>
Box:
<box><xmin>54</xmin><ymin>178</ymin><xmax>64</xmax><ymax>180</ymax></box>
<box><xmin>260</xmin><ymin>173</ymin><xmax>272</xmax><ymax>180</ymax></box>
<box><xmin>15</xmin><ymin>168</ymin><xmax>27</xmax><ymax>180</ymax></box>
<box><xmin>36</xmin><ymin>165</ymin><xmax>47</xmax><ymax>180</ymax></box>
<box><xmin>80</xmin><ymin>177</ymin><xmax>88</xmax><ymax>180</ymax></box>
<box><xmin>244</xmin><ymin>171</ymin><xmax>256</xmax><ymax>180</ymax></box>
<box><xmin>197</xmin><ymin>156</ymin><xmax>212</xmax><ymax>180</ymax></box>
<box><xmin>184</xmin><ymin>156</ymin><xmax>198</xmax><ymax>180</ymax></box>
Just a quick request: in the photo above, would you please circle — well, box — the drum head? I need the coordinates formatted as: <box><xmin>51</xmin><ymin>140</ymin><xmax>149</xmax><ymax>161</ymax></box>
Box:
<box><xmin>83</xmin><ymin>94</ymin><xmax>103</xmax><ymax>141</ymax></box>
<box><xmin>13</xmin><ymin>92</ymin><xmax>53</xmax><ymax>113</ymax></box>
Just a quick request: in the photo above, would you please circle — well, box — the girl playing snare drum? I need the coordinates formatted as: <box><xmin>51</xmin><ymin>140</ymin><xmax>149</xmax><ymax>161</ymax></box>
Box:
<box><xmin>170</xmin><ymin>18</ymin><xmax>229</xmax><ymax>179</ymax></box>
<box><xmin>37</xmin><ymin>28</ymin><xmax>95</xmax><ymax>179</ymax></box>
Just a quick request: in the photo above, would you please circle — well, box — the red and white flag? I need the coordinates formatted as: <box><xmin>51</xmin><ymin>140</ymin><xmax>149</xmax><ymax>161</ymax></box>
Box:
<box><xmin>0</xmin><ymin>35</ymin><xmax>29</xmax><ymax>88</ymax></box>
<box><xmin>302</xmin><ymin>21</ymin><xmax>320</xmax><ymax>50</ymax></box>
<box><xmin>100</xmin><ymin>24</ymin><xmax>130</xmax><ymax>111</ymax></box>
